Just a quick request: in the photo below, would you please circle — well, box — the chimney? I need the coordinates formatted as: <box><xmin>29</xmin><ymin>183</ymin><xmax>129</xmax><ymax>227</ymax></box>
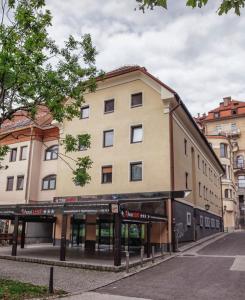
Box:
<box><xmin>223</xmin><ymin>96</ymin><xmax>231</xmax><ymax>107</ymax></box>
<box><xmin>197</xmin><ymin>113</ymin><xmax>200</xmax><ymax>118</ymax></box>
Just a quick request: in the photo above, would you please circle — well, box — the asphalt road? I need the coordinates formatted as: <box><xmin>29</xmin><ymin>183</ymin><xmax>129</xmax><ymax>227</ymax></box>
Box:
<box><xmin>96</xmin><ymin>232</ymin><xmax>245</xmax><ymax>300</ymax></box>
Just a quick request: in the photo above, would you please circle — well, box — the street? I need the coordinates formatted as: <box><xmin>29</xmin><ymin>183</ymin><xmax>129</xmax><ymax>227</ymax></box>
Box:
<box><xmin>93</xmin><ymin>232</ymin><xmax>245</xmax><ymax>300</ymax></box>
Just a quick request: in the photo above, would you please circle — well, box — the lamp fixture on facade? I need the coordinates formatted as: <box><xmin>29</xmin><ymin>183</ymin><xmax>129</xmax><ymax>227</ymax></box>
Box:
<box><xmin>205</xmin><ymin>204</ymin><xmax>210</xmax><ymax>211</ymax></box>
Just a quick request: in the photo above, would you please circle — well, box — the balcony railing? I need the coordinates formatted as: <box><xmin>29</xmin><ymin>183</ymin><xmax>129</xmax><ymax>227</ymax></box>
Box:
<box><xmin>214</xmin><ymin>128</ymin><xmax>241</xmax><ymax>137</ymax></box>
<box><xmin>233</xmin><ymin>161</ymin><xmax>245</xmax><ymax>169</ymax></box>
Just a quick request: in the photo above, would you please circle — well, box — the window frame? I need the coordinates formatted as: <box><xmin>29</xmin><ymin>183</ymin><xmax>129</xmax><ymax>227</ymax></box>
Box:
<box><xmin>9</xmin><ymin>148</ymin><xmax>17</xmax><ymax>162</ymax></box>
<box><xmin>104</xmin><ymin>99</ymin><xmax>115</xmax><ymax>114</ymax></box>
<box><xmin>16</xmin><ymin>175</ymin><xmax>24</xmax><ymax>191</ymax></box>
<box><xmin>80</xmin><ymin>105</ymin><xmax>90</xmax><ymax>119</ymax></box>
<box><xmin>186</xmin><ymin>212</ymin><xmax>192</xmax><ymax>226</ymax></box>
<box><xmin>131</xmin><ymin>92</ymin><xmax>143</xmax><ymax>108</ymax></box>
<box><xmin>19</xmin><ymin>146</ymin><xmax>28</xmax><ymax>161</ymax></box>
<box><xmin>6</xmin><ymin>176</ymin><xmax>14</xmax><ymax>191</ymax></box>
<box><xmin>130</xmin><ymin>161</ymin><xmax>143</xmax><ymax>182</ymax></box>
<box><xmin>45</xmin><ymin>145</ymin><xmax>58</xmax><ymax>161</ymax></box>
<box><xmin>101</xmin><ymin>165</ymin><xmax>112</xmax><ymax>184</ymax></box>
<box><xmin>131</xmin><ymin>125</ymin><xmax>143</xmax><ymax>144</ymax></box>
<box><xmin>220</xmin><ymin>143</ymin><xmax>227</xmax><ymax>158</ymax></box>
<box><xmin>103</xmin><ymin>130</ymin><xmax>114</xmax><ymax>148</ymax></box>
<box><xmin>42</xmin><ymin>175</ymin><xmax>56</xmax><ymax>190</ymax></box>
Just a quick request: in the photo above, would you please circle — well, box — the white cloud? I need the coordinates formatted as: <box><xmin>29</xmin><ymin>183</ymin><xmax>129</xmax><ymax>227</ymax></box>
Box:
<box><xmin>46</xmin><ymin>0</ymin><xmax>245</xmax><ymax>116</ymax></box>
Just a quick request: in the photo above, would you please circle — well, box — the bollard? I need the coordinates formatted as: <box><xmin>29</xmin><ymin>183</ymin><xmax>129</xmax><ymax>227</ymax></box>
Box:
<box><xmin>140</xmin><ymin>246</ymin><xmax>144</xmax><ymax>267</ymax></box>
<box><xmin>126</xmin><ymin>251</ymin><xmax>130</xmax><ymax>273</ymax></box>
<box><xmin>49</xmin><ymin>267</ymin><xmax>54</xmax><ymax>294</ymax></box>
<box><xmin>152</xmin><ymin>245</ymin><xmax>155</xmax><ymax>263</ymax></box>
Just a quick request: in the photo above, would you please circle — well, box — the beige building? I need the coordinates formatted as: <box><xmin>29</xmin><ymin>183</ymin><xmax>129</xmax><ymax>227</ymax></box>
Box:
<box><xmin>0</xmin><ymin>66</ymin><xmax>224</xmax><ymax>265</ymax></box>
<box><xmin>198</xmin><ymin>97</ymin><xmax>245</xmax><ymax>229</ymax></box>
<box><xmin>206</xmin><ymin>135</ymin><xmax>238</xmax><ymax>231</ymax></box>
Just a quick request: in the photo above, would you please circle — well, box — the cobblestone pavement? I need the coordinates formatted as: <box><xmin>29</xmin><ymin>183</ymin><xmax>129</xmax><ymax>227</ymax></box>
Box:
<box><xmin>0</xmin><ymin>259</ymin><xmax>123</xmax><ymax>293</ymax></box>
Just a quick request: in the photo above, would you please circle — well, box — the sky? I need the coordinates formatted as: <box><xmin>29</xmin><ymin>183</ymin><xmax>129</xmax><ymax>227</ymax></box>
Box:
<box><xmin>46</xmin><ymin>0</ymin><xmax>245</xmax><ymax>116</ymax></box>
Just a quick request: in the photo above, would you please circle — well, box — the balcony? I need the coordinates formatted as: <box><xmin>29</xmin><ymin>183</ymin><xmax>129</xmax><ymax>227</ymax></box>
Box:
<box><xmin>233</xmin><ymin>162</ymin><xmax>245</xmax><ymax>170</ymax></box>
<box><xmin>214</xmin><ymin>128</ymin><xmax>241</xmax><ymax>137</ymax></box>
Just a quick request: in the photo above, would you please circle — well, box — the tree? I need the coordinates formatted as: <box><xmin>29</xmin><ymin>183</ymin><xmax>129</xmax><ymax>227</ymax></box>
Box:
<box><xmin>136</xmin><ymin>0</ymin><xmax>245</xmax><ymax>15</ymax></box>
<box><xmin>0</xmin><ymin>0</ymin><xmax>101</xmax><ymax>186</ymax></box>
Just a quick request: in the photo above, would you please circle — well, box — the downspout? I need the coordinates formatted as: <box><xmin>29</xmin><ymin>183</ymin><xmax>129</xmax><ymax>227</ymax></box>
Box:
<box><xmin>169</xmin><ymin>94</ymin><xmax>181</xmax><ymax>252</ymax></box>
<box><xmin>219</xmin><ymin>174</ymin><xmax>224</xmax><ymax>232</ymax></box>
<box><xmin>25</xmin><ymin>126</ymin><xmax>34</xmax><ymax>203</ymax></box>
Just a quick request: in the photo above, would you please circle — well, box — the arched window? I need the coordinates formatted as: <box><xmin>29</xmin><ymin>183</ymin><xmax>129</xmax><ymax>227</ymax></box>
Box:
<box><xmin>238</xmin><ymin>175</ymin><xmax>245</xmax><ymax>188</ymax></box>
<box><xmin>42</xmin><ymin>175</ymin><xmax>56</xmax><ymax>190</ymax></box>
<box><xmin>45</xmin><ymin>145</ymin><xmax>58</xmax><ymax>160</ymax></box>
<box><xmin>236</xmin><ymin>155</ymin><xmax>244</xmax><ymax>168</ymax></box>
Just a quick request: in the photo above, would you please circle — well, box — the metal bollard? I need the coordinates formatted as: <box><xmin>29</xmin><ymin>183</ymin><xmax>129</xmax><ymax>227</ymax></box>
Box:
<box><xmin>126</xmin><ymin>251</ymin><xmax>130</xmax><ymax>273</ymax></box>
<box><xmin>140</xmin><ymin>246</ymin><xmax>144</xmax><ymax>267</ymax></box>
<box><xmin>49</xmin><ymin>267</ymin><xmax>54</xmax><ymax>294</ymax></box>
<box><xmin>152</xmin><ymin>246</ymin><xmax>155</xmax><ymax>263</ymax></box>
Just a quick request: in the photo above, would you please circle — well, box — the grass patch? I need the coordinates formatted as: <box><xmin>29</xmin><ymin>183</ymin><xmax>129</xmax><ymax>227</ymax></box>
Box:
<box><xmin>0</xmin><ymin>278</ymin><xmax>65</xmax><ymax>299</ymax></box>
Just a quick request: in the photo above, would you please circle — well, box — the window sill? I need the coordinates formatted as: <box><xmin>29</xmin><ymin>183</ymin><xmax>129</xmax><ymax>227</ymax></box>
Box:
<box><xmin>131</xmin><ymin>104</ymin><xmax>142</xmax><ymax>108</ymax></box>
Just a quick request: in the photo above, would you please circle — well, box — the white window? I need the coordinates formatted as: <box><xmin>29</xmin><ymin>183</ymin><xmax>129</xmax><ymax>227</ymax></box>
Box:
<box><xmin>103</xmin><ymin>130</ymin><xmax>114</xmax><ymax>147</ymax></box>
<box><xmin>187</xmin><ymin>212</ymin><xmax>192</xmax><ymax>226</ymax></box>
<box><xmin>42</xmin><ymin>175</ymin><xmax>56</xmax><ymax>190</ymax></box>
<box><xmin>131</xmin><ymin>125</ymin><xmax>143</xmax><ymax>143</ymax></box>
<box><xmin>80</xmin><ymin>106</ymin><xmax>89</xmax><ymax>119</ymax></box>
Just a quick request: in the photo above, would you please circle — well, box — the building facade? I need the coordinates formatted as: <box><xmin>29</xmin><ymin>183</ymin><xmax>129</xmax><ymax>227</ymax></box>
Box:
<box><xmin>0</xmin><ymin>66</ymin><xmax>224</xmax><ymax>264</ymax></box>
<box><xmin>197</xmin><ymin>97</ymin><xmax>244</xmax><ymax>229</ymax></box>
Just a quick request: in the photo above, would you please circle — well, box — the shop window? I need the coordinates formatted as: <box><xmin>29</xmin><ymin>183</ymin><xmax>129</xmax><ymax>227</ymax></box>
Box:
<box><xmin>103</xmin><ymin>130</ymin><xmax>114</xmax><ymax>147</ymax></box>
<box><xmin>104</xmin><ymin>99</ymin><xmax>114</xmax><ymax>113</ymax></box>
<box><xmin>16</xmin><ymin>176</ymin><xmax>24</xmax><ymax>190</ymax></box>
<box><xmin>6</xmin><ymin>176</ymin><xmax>14</xmax><ymax>191</ymax></box>
<box><xmin>187</xmin><ymin>212</ymin><xmax>192</xmax><ymax>226</ymax></box>
<box><xmin>200</xmin><ymin>216</ymin><xmax>203</xmax><ymax>228</ymax></box>
<box><xmin>9</xmin><ymin>148</ymin><xmax>17</xmax><ymax>162</ymax></box>
<box><xmin>131</xmin><ymin>125</ymin><xmax>143</xmax><ymax>143</ymax></box>
<box><xmin>102</xmin><ymin>166</ymin><xmax>112</xmax><ymax>183</ymax></box>
<box><xmin>130</xmin><ymin>162</ymin><xmax>142</xmax><ymax>181</ymax></box>
<box><xmin>80</xmin><ymin>106</ymin><xmax>89</xmax><ymax>119</ymax></box>
<box><xmin>42</xmin><ymin>175</ymin><xmax>56</xmax><ymax>190</ymax></box>
<box><xmin>45</xmin><ymin>145</ymin><xmax>58</xmax><ymax>160</ymax></box>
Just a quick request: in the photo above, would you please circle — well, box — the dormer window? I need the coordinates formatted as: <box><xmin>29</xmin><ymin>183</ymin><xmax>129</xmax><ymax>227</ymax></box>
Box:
<box><xmin>214</xmin><ymin>112</ymin><xmax>220</xmax><ymax>119</ymax></box>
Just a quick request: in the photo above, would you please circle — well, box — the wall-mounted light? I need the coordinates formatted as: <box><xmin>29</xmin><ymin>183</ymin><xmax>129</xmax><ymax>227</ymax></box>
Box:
<box><xmin>205</xmin><ymin>204</ymin><xmax>210</xmax><ymax>211</ymax></box>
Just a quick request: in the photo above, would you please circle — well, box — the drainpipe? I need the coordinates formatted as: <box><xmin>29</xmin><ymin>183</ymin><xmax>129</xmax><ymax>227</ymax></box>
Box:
<box><xmin>219</xmin><ymin>174</ymin><xmax>224</xmax><ymax>232</ymax></box>
<box><xmin>25</xmin><ymin>126</ymin><xmax>34</xmax><ymax>203</ymax></box>
<box><xmin>169</xmin><ymin>94</ymin><xmax>181</xmax><ymax>252</ymax></box>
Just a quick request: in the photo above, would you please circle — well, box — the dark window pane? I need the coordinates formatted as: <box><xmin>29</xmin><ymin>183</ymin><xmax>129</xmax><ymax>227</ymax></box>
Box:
<box><xmin>102</xmin><ymin>166</ymin><xmax>112</xmax><ymax>183</ymax></box>
<box><xmin>103</xmin><ymin>130</ymin><xmax>114</xmax><ymax>147</ymax></box>
<box><xmin>131</xmin><ymin>93</ymin><xmax>142</xmax><ymax>107</ymax></box>
<box><xmin>104</xmin><ymin>99</ymin><xmax>114</xmax><ymax>113</ymax></box>
<box><xmin>6</xmin><ymin>177</ymin><xmax>14</xmax><ymax>191</ymax></box>
<box><xmin>10</xmin><ymin>148</ymin><xmax>17</xmax><ymax>162</ymax></box>
<box><xmin>130</xmin><ymin>162</ymin><xmax>142</xmax><ymax>181</ymax></box>
<box><xmin>220</xmin><ymin>143</ymin><xmax>227</xmax><ymax>158</ymax></box>
<box><xmin>16</xmin><ymin>176</ymin><xmax>24</xmax><ymax>190</ymax></box>
<box><xmin>80</xmin><ymin>106</ymin><xmax>89</xmax><ymax>119</ymax></box>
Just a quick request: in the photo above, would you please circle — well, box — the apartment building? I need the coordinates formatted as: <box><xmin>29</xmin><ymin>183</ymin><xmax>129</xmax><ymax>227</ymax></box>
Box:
<box><xmin>0</xmin><ymin>66</ymin><xmax>224</xmax><ymax>265</ymax></box>
<box><xmin>0</xmin><ymin>106</ymin><xmax>59</xmax><ymax>240</ymax></box>
<box><xmin>206</xmin><ymin>136</ymin><xmax>238</xmax><ymax>231</ymax></box>
<box><xmin>197</xmin><ymin>97</ymin><xmax>244</xmax><ymax>229</ymax></box>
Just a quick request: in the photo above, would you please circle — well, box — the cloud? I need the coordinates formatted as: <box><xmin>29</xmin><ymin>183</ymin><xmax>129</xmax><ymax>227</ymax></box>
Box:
<box><xmin>46</xmin><ymin>0</ymin><xmax>245</xmax><ymax>116</ymax></box>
